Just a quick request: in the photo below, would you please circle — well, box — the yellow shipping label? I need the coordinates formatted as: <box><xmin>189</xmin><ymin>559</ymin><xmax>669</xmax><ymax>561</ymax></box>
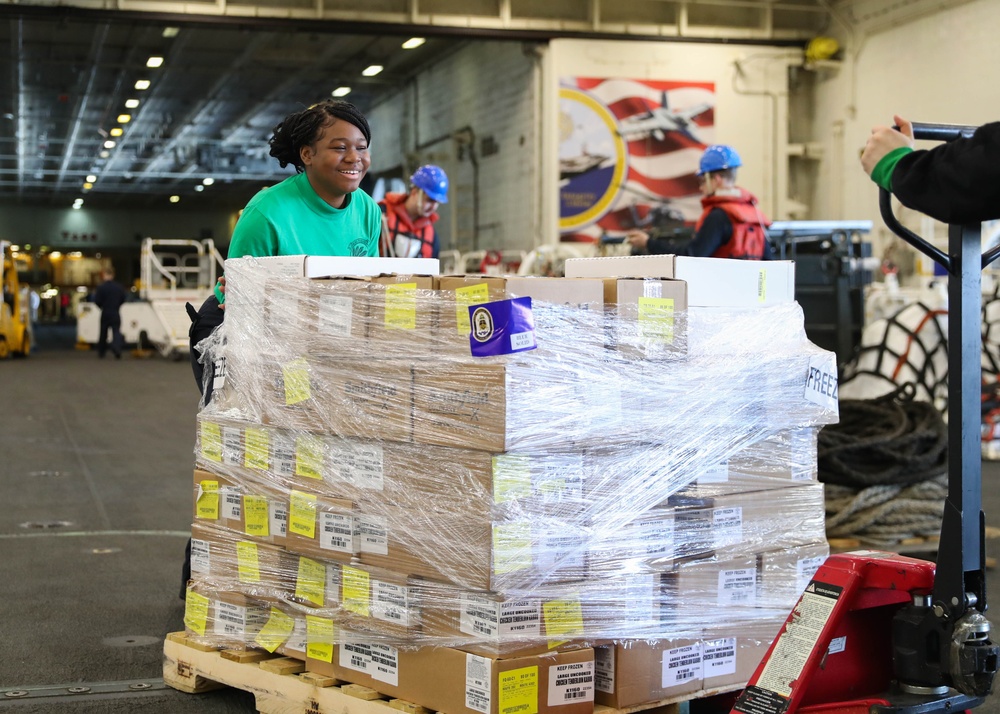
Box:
<box><xmin>283</xmin><ymin>358</ymin><xmax>311</xmax><ymax>405</ymax></box>
<box><xmin>306</xmin><ymin>615</ymin><xmax>335</xmax><ymax>663</ymax></box>
<box><xmin>342</xmin><ymin>565</ymin><xmax>371</xmax><ymax>617</ymax></box>
<box><xmin>543</xmin><ymin>595</ymin><xmax>584</xmax><ymax>649</ymax></box>
<box><xmin>184</xmin><ymin>590</ymin><xmax>210</xmax><ymax>636</ymax></box>
<box><xmin>385</xmin><ymin>283</ymin><xmax>417</xmax><ymax>330</ymax></box>
<box><xmin>493</xmin><ymin>455</ymin><xmax>532</xmax><ymax>503</ymax></box>
<box><xmin>195</xmin><ymin>480</ymin><xmax>219</xmax><ymax>520</ymax></box>
<box><xmin>758</xmin><ymin>268</ymin><xmax>767</xmax><ymax>302</ymax></box>
<box><xmin>638</xmin><ymin>297</ymin><xmax>675</xmax><ymax>343</ymax></box>
<box><xmin>288</xmin><ymin>491</ymin><xmax>317</xmax><ymax>538</ymax></box>
<box><xmin>236</xmin><ymin>541</ymin><xmax>261</xmax><ymax>583</ymax></box>
<box><xmin>295</xmin><ymin>435</ymin><xmax>324</xmax><ymax>480</ymax></box>
<box><xmin>455</xmin><ymin>284</ymin><xmax>490</xmax><ymax>334</ymax></box>
<box><xmin>255</xmin><ymin>607</ymin><xmax>295</xmax><ymax>653</ymax></box>
<box><xmin>296</xmin><ymin>556</ymin><xmax>327</xmax><ymax>607</ymax></box>
<box><xmin>243</xmin><ymin>495</ymin><xmax>269</xmax><ymax>538</ymax></box>
<box><xmin>200</xmin><ymin>421</ymin><xmax>223</xmax><ymax>462</ymax></box>
<box><xmin>493</xmin><ymin>523</ymin><xmax>533</xmax><ymax>574</ymax></box>
<box><xmin>244</xmin><ymin>428</ymin><xmax>270</xmax><ymax>470</ymax></box>
<box><xmin>499</xmin><ymin>665</ymin><xmax>538</xmax><ymax>714</ymax></box>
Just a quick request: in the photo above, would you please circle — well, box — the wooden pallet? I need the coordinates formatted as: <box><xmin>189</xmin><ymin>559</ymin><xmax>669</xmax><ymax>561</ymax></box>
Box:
<box><xmin>163</xmin><ymin>632</ymin><xmax>718</xmax><ymax>714</ymax></box>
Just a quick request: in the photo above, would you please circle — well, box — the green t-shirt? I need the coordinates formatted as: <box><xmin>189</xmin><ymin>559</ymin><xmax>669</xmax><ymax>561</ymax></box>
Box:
<box><xmin>228</xmin><ymin>171</ymin><xmax>381</xmax><ymax>259</ymax></box>
<box><xmin>218</xmin><ymin>172</ymin><xmax>381</xmax><ymax>302</ymax></box>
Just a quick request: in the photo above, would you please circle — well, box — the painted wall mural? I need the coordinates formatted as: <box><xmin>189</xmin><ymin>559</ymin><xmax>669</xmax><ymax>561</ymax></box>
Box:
<box><xmin>558</xmin><ymin>77</ymin><xmax>716</xmax><ymax>243</ymax></box>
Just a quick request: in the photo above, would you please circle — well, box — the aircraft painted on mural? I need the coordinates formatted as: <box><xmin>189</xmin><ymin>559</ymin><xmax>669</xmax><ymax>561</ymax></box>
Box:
<box><xmin>615</xmin><ymin>92</ymin><xmax>712</xmax><ymax>143</ymax></box>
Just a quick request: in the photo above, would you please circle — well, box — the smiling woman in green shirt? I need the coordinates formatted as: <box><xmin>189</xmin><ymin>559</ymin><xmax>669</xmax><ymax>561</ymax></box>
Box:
<box><xmin>181</xmin><ymin>99</ymin><xmax>380</xmax><ymax>599</ymax></box>
<box><xmin>190</xmin><ymin>98</ymin><xmax>380</xmax><ymax>390</ymax></box>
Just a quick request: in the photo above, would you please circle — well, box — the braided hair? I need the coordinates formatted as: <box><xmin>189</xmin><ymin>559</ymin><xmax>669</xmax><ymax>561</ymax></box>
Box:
<box><xmin>268</xmin><ymin>100</ymin><xmax>371</xmax><ymax>172</ymax></box>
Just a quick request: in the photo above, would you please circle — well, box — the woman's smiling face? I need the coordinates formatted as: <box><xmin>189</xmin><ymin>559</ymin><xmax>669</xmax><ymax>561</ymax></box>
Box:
<box><xmin>299</xmin><ymin>118</ymin><xmax>370</xmax><ymax>207</ymax></box>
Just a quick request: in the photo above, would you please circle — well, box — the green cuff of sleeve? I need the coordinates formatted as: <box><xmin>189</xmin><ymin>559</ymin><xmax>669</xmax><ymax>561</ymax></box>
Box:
<box><xmin>870</xmin><ymin>146</ymin><xmax>913</xmax><ymax>191</ymax></box>
<box><xmin>214</xmin><ymin>282</ymin><xmax>225</xmax><ymax>305</ymax></box>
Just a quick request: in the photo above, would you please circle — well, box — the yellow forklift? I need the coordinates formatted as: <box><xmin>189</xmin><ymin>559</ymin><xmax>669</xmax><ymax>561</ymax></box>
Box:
<box><xmin>0</xmin><ymin>241</ymin><xmax>31</xmax><ymax>358</ymax></box>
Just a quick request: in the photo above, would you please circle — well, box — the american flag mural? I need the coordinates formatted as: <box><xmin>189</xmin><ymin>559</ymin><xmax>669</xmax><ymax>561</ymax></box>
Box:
<box><xmin>558</xmin><ymin>77</ymin><xmax>716</xmax><ymax>243</ymax></box>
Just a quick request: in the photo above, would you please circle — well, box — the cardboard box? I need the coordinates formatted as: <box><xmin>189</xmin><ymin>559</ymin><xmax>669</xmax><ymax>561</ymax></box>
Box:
<box><xmin>682</xmin><ymin>428</ymin><xmax>820</xmax><ymax>497</ymax></box>
<box><xmin>411</xmin><ymin>361</ymin><xmax>604</xmax><ymax>453</ymax></box>
<box><xmin>593</xmin><ymin>636</ymin><xmax>703</xmax><ymax>707</ymax></box>
<box><xmin>307</xmin><ymin>641</ymin><xmax>595</xmax><ymax>714</ymax></box>
<box><xmin>667</xmin><ymin>483</ymin><xmax>825</xmax><ymax>563</ymax></box>
<box><xmin>263</xmin><ymin>358</ymin><xmax>413</xmax><ymax>443</ymax></box>
<box><xmin>356</xmin><ymin>505</ymin><xmax>587</xmax><ymax>592</ymax></box>
<box><xmin>367</xmin><ymin>274</ymin><xmax>438</xmax><ymax>355</ymax></box>
<box><xmin>284</xmin><ymin>552</ymin><xmax>342</xmax><ymax>610</ymax></box>
<box><xmin>263</xmin><ymin>277</ymin><xmax>370</xmax><ymax>356</ymax></box>
<box><xmin>336</xmin><ymin>562</ymin><xmax>422</xmax><ymax>639</ymax></box>
<box><xmin>435</xmin><ymin>275</ymin><xmax>510</xmax><ymax>354</ymax></box>
<box><xmin>183</xmin><ymin>584</ymin><xmax>271</xmax><ymax>651</ymax></box>
<box><xmin>193</xmin><ymin>468</ymin><xmax>239</xmax><ymax>530</ymax></box>
<box><xmin>188</xmin><ymin>520</ymin><xmax>290</xmax><ymax>597</ymax></box>
<box><xmin>232</xmin><ymin>255</ymin><xmax>440</xmax><ymax>279</ymax></box>
<box><xmin>564</xmin><ymin>255</ymin><xmax>795</xmax><ymax>308</ymax></box>
<box><xmin>758</xmin><ymin>541</ymin><xmax>830</xmax><ymax>606</ymax></box>
<box><xmin>283</xmin><ymin>491</ymin><xmax>358</xmax><ymax>564</ymax></box>
<box><xmin>702</xmin><ymin>617</ymin><xmax>785</xmax><ymax>690</ymax></box>
<box><xmin>604</xmin><ymin>277</ymin><xmax>688</xmax><ymax>360</ymax></box>
<box><xmin>665</xmin><ymin>555</ymin><xmax>759</xmax><ymax>618</ymax></box>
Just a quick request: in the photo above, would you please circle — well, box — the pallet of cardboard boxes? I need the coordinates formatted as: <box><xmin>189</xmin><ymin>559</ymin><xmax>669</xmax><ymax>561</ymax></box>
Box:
<box><xmin>169</xmin><ymin>254</ymin><xmax>838</xmax><ymax>713</ymax></box>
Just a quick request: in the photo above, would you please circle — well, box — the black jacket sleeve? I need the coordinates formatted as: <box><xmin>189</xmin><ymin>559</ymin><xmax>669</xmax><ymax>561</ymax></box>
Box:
<box><xmin>684</xmin><ymin>208</ymin><xmax>732</xmax><ymax>257</ymax></box>
<box><xmin>890</xmin><ymin>121</ymin><xmax>1000</xmax><ymax>224</ymax></box>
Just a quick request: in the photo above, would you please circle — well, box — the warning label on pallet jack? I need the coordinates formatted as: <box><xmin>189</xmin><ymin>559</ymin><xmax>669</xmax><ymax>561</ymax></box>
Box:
<box><xmin>733</xmin><ymin>580</ymin><xmax>842</xmax><ymax>714</ymax></box>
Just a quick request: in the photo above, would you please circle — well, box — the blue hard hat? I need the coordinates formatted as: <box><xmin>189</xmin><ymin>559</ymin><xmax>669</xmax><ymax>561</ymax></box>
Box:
<box><xmin>698</xmin><ymin>145</ymin><xmax>742</xmax><ymax>176</ymax></box>
<box><xmin>410</xmin><ymin>165</ymin><xmax>449</xmax><ymax>203</ymax></box>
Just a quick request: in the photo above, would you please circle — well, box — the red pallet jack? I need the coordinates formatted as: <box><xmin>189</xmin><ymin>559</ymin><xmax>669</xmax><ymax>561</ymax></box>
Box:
<box><xmin>731</xmin><ymin>123</ymin><xmax>1000</xmax><ymax>714</ymax></box>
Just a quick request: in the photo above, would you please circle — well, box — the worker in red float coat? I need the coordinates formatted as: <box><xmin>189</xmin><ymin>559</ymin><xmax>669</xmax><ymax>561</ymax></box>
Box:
<box><xmin>626</xmin><ymin>144</ymin><xmax>773</xmax><ymax>259</ymax></box>
<box><xmin>379</xmin><ymin>164</ymin><xmax>449</xmax><ymax>258</ymax></box>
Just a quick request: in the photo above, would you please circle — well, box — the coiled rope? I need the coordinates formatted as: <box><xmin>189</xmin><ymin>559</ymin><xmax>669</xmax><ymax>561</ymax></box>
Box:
<box><xmin>819</xmin><ymin>384</ymin><xmax>948</xmax><ymax>546</ymax></box>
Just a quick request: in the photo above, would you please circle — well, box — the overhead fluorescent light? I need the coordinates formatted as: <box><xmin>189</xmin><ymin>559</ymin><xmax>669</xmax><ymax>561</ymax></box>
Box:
<box><xmin>72</xmin><ymin>201</ymin><xmax>83</xmax><ymax>210</ymax></box>
<box><xmin>169</xmin><ymin>195</ymin><xmax>180</xmax><ymax>203</ymax></box>
<box><xmin>362</xmin><ymin>65</ymin><xmax>383</xmax><ymax>77</ymax></box>
<box><xmin>86</xmin><ymin>174</ymin><xmax>97</xmax><ymax>182</ymax></box>
<box><xmin>117</xmin><ymin>114</ymin><xmax>131</xmax><ymax>124</ymax></box>
<box><xmin>332</xmin><ymin>86</ymin><xmax>351</xmax><ymax>97</ymax></box>
<box><xmin>162</xmin><ymin>27</ymin><xmax>179</xmax><ymax>37</ymax></box>
<box><xmin>146</xmin><ymin>56</ymin><xmax>164</xmax><ymax>68</ymax></box>
<box><xmin>99</xmin><ymin>151</ymin><xmax>110</xmax><ymax>159</ymax></box>
<box><xmin>125</xmin><ymin>99</ymin><xmax>140</xmax><ymax>109</ymax></box>
<box><xmin>203</xmin><ymin>177</ymin><xmax>215</xmax><ymax>186</ymax></box>
<box><xmin>134</xmin><ymin>79</ymin><xmax>151</xmax><ymax>90</ymax></box>
<box><xmin>83</xmin><ymin>182</ymin><xmax>93</xmax><ymax>190</ymax></box>
<box><xmin>402</xmin><ymin>37</ymin><xmax>425</xmax><ymax>49</ymax></box>
<box><xmin>194</xmin><ymin>185</ymin><xmax>204</xmax><ymax>192</ymax></box>
<box><xmin>104</xmin><ymin>140</ymin><xmax>116</xmax><ymax>149</ymax></box>
<box><xmin>110</xmin><ymin>128</ymin><xmax>123</xmax><ymax>137</ymax></box>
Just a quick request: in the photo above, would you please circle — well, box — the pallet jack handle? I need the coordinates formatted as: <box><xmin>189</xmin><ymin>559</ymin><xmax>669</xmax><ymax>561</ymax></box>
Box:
<box><xmin>878</xmin><ymin>121</ymin><xmax>999</xmax><ymax>695</ymax></box>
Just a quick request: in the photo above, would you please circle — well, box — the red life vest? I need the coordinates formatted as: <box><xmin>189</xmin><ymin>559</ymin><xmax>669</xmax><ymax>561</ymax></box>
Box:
<box><xmin>695</xmin><ymin>188</ymin><xmax>771</xmax><ymax>260</ymax></box>
<box><xmin>379</xmin><ymin>192</ymin><xmax>438</xmax><ymax>258</ymax></box>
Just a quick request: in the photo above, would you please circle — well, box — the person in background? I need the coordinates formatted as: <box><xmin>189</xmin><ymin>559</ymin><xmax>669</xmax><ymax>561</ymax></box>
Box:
<box><xmin>378</xmin><ymin>164</ymin><xmax>448</xmax><ymax>258</ymax></box>
<box><xmin>861</xmin><ymin>115</ymin><xmax>1000</xmax><ymax>224</ymax></box>
<box><xmin>182</xmin><ymin>98</ymin><xmax>381</xmax><ymax>598</ymax></box>
<box><xmin>94</xmin><ymin>267</ymin><xmax>127</xmax><ymax>359</ymax></box>
<box><xmin>626</xmin><ymin>144</ymin><xmax>773</xmax><ymax>260</ymax></box>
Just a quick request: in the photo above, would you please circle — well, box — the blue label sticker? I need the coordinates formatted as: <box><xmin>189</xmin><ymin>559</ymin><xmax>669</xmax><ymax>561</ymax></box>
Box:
<box><xmin>469</xmin><ymin>297</ymin><xmax>537</xmax><ymax>357</ymax></box>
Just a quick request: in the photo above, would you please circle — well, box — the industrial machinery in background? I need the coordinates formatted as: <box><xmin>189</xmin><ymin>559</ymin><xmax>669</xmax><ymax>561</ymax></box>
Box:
<box><xmin>0</xmin><ymin>240</ymin><xmax>32</xmax><ymax>358</ymax></box>
<box><xmin>77</xmin><ymin>238</ymin><xmax>223</xmax><ymax>359</ymax></box>
<box><xmin>767</xmin><ymin>221</ymin><xmax>876</xmax><ymax>370</ymax></box>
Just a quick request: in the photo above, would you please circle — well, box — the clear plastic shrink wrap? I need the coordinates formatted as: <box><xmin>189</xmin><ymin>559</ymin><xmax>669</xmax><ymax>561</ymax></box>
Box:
<box><xmin>185</xmin><ymin>257</ymin><xmax>837</xmax><ymax>689</ymax></box>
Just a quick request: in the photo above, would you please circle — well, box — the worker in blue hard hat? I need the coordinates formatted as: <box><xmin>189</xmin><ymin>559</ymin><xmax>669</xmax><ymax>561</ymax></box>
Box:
<box><xmin>379</xmin><ymin>164</ymin><xmax>449</xmax><ymax>258</ymax></box>
<box><xmin>626</xmin><ymin>144</ymin><xmax>773</xmax><ymax>259</ymax></box>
